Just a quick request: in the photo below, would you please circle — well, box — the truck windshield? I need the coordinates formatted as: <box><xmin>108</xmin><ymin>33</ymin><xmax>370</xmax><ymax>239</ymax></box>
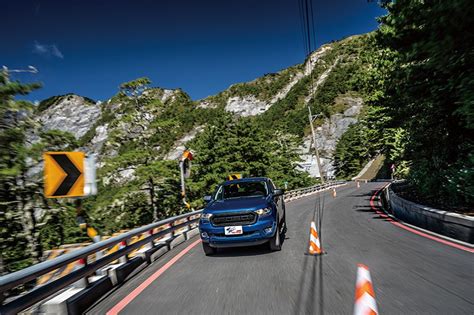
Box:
<box><xmin>218</xmin><ymin>181</ymin><xmax>268</xmax><ymax>199</ymax></box>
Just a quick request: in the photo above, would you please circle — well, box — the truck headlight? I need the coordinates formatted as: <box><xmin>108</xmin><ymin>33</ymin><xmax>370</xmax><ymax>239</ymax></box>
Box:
<box><xmin>254</xmin><ymin>207</ymin><xmax>271</xmax><ymax>217</ymax></box>
<box><xmin>201</xmin><ymin>213</ymin><xmax>213</xmax><ymax>220</ymax></box>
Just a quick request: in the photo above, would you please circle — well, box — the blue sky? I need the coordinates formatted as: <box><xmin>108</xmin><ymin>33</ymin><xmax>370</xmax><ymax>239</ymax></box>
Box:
<box><xmin>2</xmin><ymin>0</ymin><xmax>385</xmax><ymax>102</ymax></box>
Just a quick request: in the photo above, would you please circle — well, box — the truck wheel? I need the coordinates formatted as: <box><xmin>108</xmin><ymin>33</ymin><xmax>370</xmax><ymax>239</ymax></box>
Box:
<box><xmin>281</xmin><ymin>212</ymin><xmax>287</xmax><ymax>235</ymax></box>
<box><xmin>269</xmin><ymin>220</ymin><xmax>282</xmax><ymax>251</ymax></box>
<box><xmin>202</xmin><ymin>242</ymin><xmax>216</xmax><ymax>256</ymax></box>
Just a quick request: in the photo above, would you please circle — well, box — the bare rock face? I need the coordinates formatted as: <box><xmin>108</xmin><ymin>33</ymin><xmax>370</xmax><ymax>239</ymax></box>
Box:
<box><xmin>85</xmin><ymin>123</ymin><xmax>109</xmax><ymax>156</ymax></box>
<box><xmin>37</xmin><ymin>95</ymin><xmax>101</xmax><ymax>139</ymax></box>
<box><xmin>196</xmin><ymin>100</ymin><xmax>218</xmax><ymax>109</ymax></box>
<box><xmin>164</xmin><ymin>125</ymin><xmax>205</xmax><ymax>160</ymax></box>
<box><xmin>225</xmin><ymin>96</ymin><xmax>270</xmax><ymax>117</ymax></box>
<box><xmin>222</xmin><ymin>45</ymin><xmax>333</xmax><ymax>117</ymax></box>
<box><xmin>270</xmin><ymin>72</ymin><xmax>304</xmax><ymax>104</ymax></box>
<box><xmin>297</xmin><ymin>97</ymin><xmax>363</xmax><ymax>178</ymax></box>
<box><xmin>142</xmin><ymin>88</ymin><xmax>175</xmax><ymax>103</ymax></box>
<box><xmin>304</xmin><ymin>45</ymin><xmax>332</xmax><ymax>76</ymax></box>
<box><xmin>103</xmin><ymin>167</ymin><xmax>136</xmax><ymax>186</ymax></box>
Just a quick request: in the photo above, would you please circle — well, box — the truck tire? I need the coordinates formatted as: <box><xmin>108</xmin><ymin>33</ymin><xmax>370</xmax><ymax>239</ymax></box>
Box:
<box><xmin>269</xmin><ymin>219</ymin><xmax>282</xmax><ymax>251</ymax></box>
<box><xmin>281</xmin><ymin>211</ymin><xmax>287</xmax><ymax>235</ymax></box>
<box><xmin>202</xmin><ymin>242</ymin><xmax>216</xmax><ymax>256</ymax></box>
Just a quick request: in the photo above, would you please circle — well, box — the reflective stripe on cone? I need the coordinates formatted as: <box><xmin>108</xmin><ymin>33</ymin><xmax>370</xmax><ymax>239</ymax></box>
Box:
<box><xmin>308</xmin><ymin>221</ymin><xmax>322</xmax><ymax>255</ymax></box>
<box><xmin>354</xmin><ymin>264</ymin><xmax>378</xmax><ymax>315</ymax></box>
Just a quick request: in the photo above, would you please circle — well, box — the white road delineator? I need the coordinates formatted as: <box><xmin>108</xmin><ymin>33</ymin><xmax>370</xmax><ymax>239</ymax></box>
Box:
<box><xmin>150</xmin><ymin>243</ymin><xmax>170</xmax><ymax>262</ymax></box>
<box><xmin>170</xmin><ymin>234</ymin><xmax>186</xmax><ymax>249</ymax></box>
<box><xmin>41</xmin><ymin>287</ymin><xmax>83</xmax><ymax>314</ymax></box>
<box><xmin>103</xmin><ymin>263</ymin><xmax>126</xmax><ymax>286</ymax></box>
<box><xmin>185</xmin><ymin>227</ymin><xmax>199</xmax><ymax>240</ymax></box>
<box><xmin>41</xmin><ymin>275</ymin><xmax>108</xmax><ymax>315</ymax></box>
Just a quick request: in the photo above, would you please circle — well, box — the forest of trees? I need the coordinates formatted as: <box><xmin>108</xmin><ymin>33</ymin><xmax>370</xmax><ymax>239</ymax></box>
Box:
<box><xmin>0</xmin><ymin>72</ymin><xmax>87</xmax><ymax>278</ymax></box>
<box><xmin>334</xmin><ymin>0</ymin><xmax>473</xmax><ymax>208</ymax></box>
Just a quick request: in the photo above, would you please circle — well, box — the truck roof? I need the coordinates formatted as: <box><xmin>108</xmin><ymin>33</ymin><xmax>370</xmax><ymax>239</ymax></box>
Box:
<box><xmin>222</xmin><ymin>177</ymin><xmax>269</xmax><ymax>185</ymax></box>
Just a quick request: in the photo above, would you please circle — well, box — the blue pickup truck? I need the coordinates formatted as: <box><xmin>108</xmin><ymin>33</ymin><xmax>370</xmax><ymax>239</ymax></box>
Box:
<box><xmin>199</xmin><ymin>177</ymin><xmax>286</xmax><ymax>255</ymax></box>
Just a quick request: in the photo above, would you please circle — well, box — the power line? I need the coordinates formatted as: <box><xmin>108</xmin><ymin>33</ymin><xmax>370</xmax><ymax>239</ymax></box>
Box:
<box><xmin>298</xmin><ymin>0</ymin><xmax>309</xmax><ymax>56</ymax></box>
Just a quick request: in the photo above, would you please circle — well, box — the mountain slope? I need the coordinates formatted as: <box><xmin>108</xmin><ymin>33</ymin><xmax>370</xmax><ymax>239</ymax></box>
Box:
<box><xmin>30</xmin><ymin>33</ymin><xmax>376</xmax><ymax>234</ymax></box>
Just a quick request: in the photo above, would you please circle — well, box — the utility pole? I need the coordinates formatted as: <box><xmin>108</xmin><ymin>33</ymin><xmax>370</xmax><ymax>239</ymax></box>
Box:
<box><xmin>308</xmin><ymin>106</ymin><xmax>325</xmax><ymax>183</ymax></box>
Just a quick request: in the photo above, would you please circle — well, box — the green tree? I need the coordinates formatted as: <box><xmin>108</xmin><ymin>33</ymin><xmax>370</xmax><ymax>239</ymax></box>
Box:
<box><xmin>188</xmin><ymin>114</ymin><xmax>313</xmax><ymax>207</ymax></box>
<box><xmin>119</xmin><ymin>77</ymin><xmax>151</xmax><ymax>107</ymax></box>
<box><xmin>376</xmin><ymin>0</ymin><xmax>474</xmax><ymax>205</ymax></box>
<box><xmin>0</xmin><ymin>70</ymin><xmax>41</xmax><ymax>275</ymax></box>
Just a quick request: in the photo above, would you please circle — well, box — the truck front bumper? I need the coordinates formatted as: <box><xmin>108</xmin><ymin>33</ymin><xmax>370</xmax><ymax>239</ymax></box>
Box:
<box><xmin>199</xmin><ymin>216</ymin><xmax>277</xmax><ymax>248</ymax></box>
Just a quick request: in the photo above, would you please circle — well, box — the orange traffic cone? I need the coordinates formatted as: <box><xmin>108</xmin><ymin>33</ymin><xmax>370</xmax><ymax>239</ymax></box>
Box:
<box><xmin>332</xmin><ymin>188</ymin><xmax>337</xmax><ymax>198</ymax></box>
<box><xmin>354</xmin><ymin>264</ymin><xmax>378</xmax><ymax>315</ymax></box>
<box><xmin>308</xmin><ymin>221</ymin><xmax>322</xmax><ymax>255</ymax></box>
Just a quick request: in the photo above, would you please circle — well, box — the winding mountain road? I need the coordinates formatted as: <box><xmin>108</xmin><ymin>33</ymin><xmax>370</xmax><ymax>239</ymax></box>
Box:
<box><xmin>89</xmin><ymin>182</ymin><xmax>474</xmax><ymax>314</ymax></box>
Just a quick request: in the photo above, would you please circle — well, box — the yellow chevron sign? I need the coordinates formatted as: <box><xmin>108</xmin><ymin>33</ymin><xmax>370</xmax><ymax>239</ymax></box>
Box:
<box><xmin>228</xmin><ymin>173</ymin><xmax>242</xmax><ymax>181</ymax></box>
<box><xmin>44</xmin><ymin>152</ymin><xmax>84</xmax><ymax>198</ymax></box>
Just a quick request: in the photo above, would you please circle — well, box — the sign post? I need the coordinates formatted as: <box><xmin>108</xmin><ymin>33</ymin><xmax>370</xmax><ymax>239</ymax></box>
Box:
<box><xmin>44</xmin><ymin>152</ymin><xmax>99</xmax><ymax>244</ymax></box>
<box><xmin>179</xmin><ymin>150</ymin><xmax>193</xmax><ymax>209</ymax></box>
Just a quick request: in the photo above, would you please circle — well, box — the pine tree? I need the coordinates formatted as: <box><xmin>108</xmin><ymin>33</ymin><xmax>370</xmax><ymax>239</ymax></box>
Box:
<box><xmin>188</xmin><ymin>115</ymin><xmax>313</xmax><ymax>206</ymax></box>
<box><xmin>0</xmin><ymin>70</ymin><xmax>41</xmax><ymax>274</ymax></box>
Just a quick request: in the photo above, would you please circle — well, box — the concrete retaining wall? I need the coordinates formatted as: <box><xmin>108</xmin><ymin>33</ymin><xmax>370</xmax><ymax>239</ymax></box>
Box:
<box><xmin>382</xmin><ymin>185</ymin><xmax>474</xmax><ymax>244</ymax></box>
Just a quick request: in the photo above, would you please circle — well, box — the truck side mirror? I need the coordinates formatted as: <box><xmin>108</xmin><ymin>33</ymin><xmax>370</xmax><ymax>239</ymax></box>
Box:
<box><xmin>274</xmin><ymin>189</ymin><xmax>284</xmax><ymax>196</ymax></box>
<box><xmin>203</xmin><ymin>195</ymin><xmax>212</xmax><ymax>203</ymax></box>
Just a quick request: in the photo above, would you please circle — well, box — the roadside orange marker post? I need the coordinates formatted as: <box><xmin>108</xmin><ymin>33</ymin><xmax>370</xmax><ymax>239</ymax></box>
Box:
<box><xmin>308</xmin><ymin>221</ymin><xmax>322</xmax><ymax>255</ymax></box>
<box><xmin>72</xmin><ymin>258</ymin><xmax>88</xmax><ymax>288</ymax></box>
<box><xmin>228</xmin><ymin>173</ymin><xmax>242</xmax><ymax>180</ymax></box>
<box><xmin>354</xmin><ymin>264</ymin><xmax>378</xmax><ymax>315</ymax></box>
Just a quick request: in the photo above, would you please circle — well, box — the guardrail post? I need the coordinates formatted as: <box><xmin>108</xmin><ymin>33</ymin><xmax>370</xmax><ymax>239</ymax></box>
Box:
<box><xmin>145</xmin><ymin>229</ymin><xmax>154</xmax><ymax>250</ymax></box>
<box><xmin>73</xmin><ymin>258</ymin><xmax>89</xmax><ymax>289</ymax></box>
<box><xmin>118</xmin><ymin>240</ymin><xmax>128</xmax><ymax>264</ymax></box>
<box><xmin>185</xmin><ymin>217</ymin><xmax>190</xmax><ymax>232</ymax></box>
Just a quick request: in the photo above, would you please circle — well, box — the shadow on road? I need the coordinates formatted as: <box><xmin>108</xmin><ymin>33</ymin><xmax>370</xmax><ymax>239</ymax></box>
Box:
<box><xmin>349</xmin><ymin>187</ymin><xmax>380</xmax><ymax>198</ymax></box>
<box><xmin>353</xmin><ymin>205</ymin><xmax>374</xmax><ymax>212</ymax></box>
<box><xmin>211</xmin><ymin>233</ymin><xmax>288</xmax><ymax>258</ymax></box>
<box><xmin>211</xmin><ymin>244</ymin><xmax>272</xmax><ymax>257</ymax></box>
<box><xmin>293</xmin><ymin>255</ymin><xmax>325</xmax><ymax>315</ymax></box>
<box><xmin>352</xmin><ymin>194</ymin><xmax>393</xmax><ymax>222</ymax></box>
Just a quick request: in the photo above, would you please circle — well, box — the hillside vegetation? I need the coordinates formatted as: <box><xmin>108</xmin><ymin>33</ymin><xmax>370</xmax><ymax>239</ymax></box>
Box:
<box><xmin>334</xmin><ymin>0</ymin><xmax>474</xmax><ymax>209</ymax></box>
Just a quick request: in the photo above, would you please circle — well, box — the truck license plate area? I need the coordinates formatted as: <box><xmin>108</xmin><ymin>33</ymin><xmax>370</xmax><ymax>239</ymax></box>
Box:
<box><xmin>224</xmin><ymin>226</ymin><xmax>243</xmax><ymax>235</ymax></box>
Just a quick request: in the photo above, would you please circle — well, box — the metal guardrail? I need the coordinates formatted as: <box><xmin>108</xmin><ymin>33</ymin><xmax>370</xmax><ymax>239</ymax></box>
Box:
<box><xmin>284</xmin><ymin>181</ymin><xmax>345</xmax><ymax>201</ymax></box>
<box><xmin>0</xmin><ymin>181</ymin><xmax>345</xmax><ymax>314</ymax></box>
<box><xmin>0</xmin><ymin>210</ymin><xmax>202</xmax><ymax>314</ymax></box>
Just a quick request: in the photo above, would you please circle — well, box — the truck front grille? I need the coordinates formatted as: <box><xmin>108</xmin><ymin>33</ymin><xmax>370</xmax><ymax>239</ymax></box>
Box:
<box><xmin>211</xmin><ymin>213</ymin><xmax>257</xmax><ymax>226</ymax></box>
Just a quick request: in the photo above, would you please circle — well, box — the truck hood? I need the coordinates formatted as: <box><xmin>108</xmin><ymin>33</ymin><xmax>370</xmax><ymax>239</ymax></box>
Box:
<box><xmin>205</xmin><ymin>196</ymin><xmax>269</xmax><ymax>213</ymax></box>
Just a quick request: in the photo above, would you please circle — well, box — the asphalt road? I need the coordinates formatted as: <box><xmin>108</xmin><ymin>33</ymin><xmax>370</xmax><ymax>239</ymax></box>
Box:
<box><xmin>89</xmin><ymin>182</ymin><xmax>474</xmax><ymax>314</ymax></box>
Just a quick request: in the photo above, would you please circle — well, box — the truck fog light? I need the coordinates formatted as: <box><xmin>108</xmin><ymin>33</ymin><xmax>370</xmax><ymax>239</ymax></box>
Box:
<box><xmin>264</xmin><ymin>227</ymin><xmax>273</xmax><ymax>234</ymax></box>
<box><xmin>201</xmin><ymin>232</ymin><xmax>209</xmax><ymax>238</ymax></box>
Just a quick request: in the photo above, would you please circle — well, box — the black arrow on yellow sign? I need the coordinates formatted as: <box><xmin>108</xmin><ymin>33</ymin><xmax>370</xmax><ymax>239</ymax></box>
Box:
<box><xmin>44</xmin><ymin>152</ymin><xmax>84</xmax><ymax>198</ymax></box>
<box><xmin>50</xmin><ymin>154</ymin><xmax>82</xmax><ymax>196</ymax></box>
